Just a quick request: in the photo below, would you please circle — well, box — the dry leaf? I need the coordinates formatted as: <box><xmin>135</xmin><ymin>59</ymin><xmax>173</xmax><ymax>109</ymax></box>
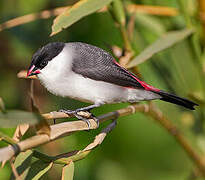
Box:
<box><xmin>13</xmin><ymin>124</ymin><xmax>29</xmax><ymax>142</ymax></box>
<box><xmin>83</xmin><ymin>120</ymin><xmax>117</xmax><ymax>152</ymax></box>
<box><xmin>1</xmin><ymin>124</ymin><xmax>29</xmax><ymax>168</ymax></box>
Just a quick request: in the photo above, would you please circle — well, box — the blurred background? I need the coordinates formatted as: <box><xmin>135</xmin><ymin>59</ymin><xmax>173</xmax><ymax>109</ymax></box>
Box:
<box><xmin>0</xmin><ymin>0</ymin><xmax>205</xmax><ymax>179</ymax></box>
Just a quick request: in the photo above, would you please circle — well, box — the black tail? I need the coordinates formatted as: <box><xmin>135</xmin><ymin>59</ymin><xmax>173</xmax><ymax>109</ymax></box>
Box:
<box><xmin>153</xmin><ymin>90</ymin><xmax>198</xmax><ymax>110</ymax></box>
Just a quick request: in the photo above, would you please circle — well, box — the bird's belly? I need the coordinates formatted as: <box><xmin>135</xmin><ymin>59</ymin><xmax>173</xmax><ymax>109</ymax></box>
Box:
<box><xmin>41</xmin><ymin>72</ymin><xmax>129</xmax><ymax>104</ymax></box>
<box><xmin>66</xmin><ymin>74</ymin><xmax>129</xmax><ymax>104</ymax></box>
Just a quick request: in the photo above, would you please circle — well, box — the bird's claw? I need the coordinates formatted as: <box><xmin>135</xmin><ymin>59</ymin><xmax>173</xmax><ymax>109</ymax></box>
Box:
<box><xmin>58</xmin><ymin>109</ymin><xmax>99</xmax><ymax>130</ymax></box>
<box><xmin>92</xmin><ymin>116</ymin><xmax>99</xmax><ymax>128</ymax></box>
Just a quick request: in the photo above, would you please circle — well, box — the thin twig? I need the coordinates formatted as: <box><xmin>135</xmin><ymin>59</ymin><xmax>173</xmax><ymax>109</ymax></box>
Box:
<box><xmin>119</xmin><ymin>50</ymin><xmax>133</xmax><ymax>67</ymax></box>
<box><xmin>0</xmin><ymin>5</ymin><xmax>178</xmax><ymax>32</ymax></box>
<box><xmin>127</xmin><ymin>4</ymin><xmax>178</xmax><ymax>16</ymax></box>
<box><xmin>127</xmin><ymin>13</ymin><xmax>136</xmax><ymax>41</ymax></box>
<box><xmin>0</xmin><ymin>7</ymin><xmax>68</xmax><ymax>32</ymax></box>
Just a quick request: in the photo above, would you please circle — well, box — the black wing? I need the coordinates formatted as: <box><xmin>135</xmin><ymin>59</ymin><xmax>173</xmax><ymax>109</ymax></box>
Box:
<box><xmin>68</xmin><ymin>42</ymin><xmax>143</xmax><ymax>89</ymax></box>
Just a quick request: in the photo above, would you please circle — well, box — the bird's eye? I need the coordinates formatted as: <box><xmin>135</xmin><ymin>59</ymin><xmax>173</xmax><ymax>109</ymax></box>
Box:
<box><xmin>40</xmin><ymin>61</ymin><xmax>48</xmax><ymax>67</ymax></box>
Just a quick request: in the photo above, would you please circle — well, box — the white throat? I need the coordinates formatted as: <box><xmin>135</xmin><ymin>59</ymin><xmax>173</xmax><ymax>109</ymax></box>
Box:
<box><xmin>37</xmin><ymin>45</ymin><xmax>74</xmax><ymax>96</ymax></box>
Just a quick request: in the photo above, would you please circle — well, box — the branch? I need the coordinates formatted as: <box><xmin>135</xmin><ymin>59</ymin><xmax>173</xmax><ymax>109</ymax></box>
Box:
<box><xmin>145</xmin><ymin>103</ymin><xmax>205</xmax><ymax>176</ymax></box>
<box><xmin>48</xmin><ymin>104</ymin><xmax>205</xmax><ymax>176</ymax></box>
<box><xmin>0</xmin><ymin>107</ymin><xmax>122</xmax><ymax>162</ymax></box>
<box><xmin>1</xmin><ymin>103</ymin><xmax>205</xmax><ymax>176</ymax></box>
<box><xmin>33</xmin><ymin>120</ymin><xmax>117</xmax><ymax>165</ymax></box>
<box><xmin>0</xmin><ymin>5</ymin><xmax>178</xmax><ymax>32</ymax></box>
<box><xmin>0</xmin><ymin>7</ymin><xmax>68</xmax><ymax>32</ymax></box>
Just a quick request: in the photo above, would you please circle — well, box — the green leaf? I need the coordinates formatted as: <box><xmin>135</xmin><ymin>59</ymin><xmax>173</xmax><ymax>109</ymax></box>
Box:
<box><xmin>135</xmin><ymin>14</ymin><xmax>166</xmax><ymax>36</ymax></box>
<box><xmin>11</xmin><ymin>150</ymin><xmax>53</xmax><ymax>180</ymax></box>
<box><xmin>0</xmin><ymin>110</ymin><xmax>41</xmax><ymax>128</ymax></box>
<box><xmin>61</xmin><ymin>161</ymin><xmax>74</xmax><ymax>180</ymax></box>
<box><xmin>127</xmin><ymin>28</ymin><xmax>194</xmax><ymax>68</ymax></box>
<box><xmin>25</xmin><ymin>160</ymin><xmax>53</xmax><ymax>180</ymax></box>
<box><xmin>10</xmin><ymin>150</ymin><xmax>33</xmax><ymax>179</ymax></box>
<box><xmin>51</xmin><ymin>0</ymin><xmax>113</xmax><ymax>36</ymax></box>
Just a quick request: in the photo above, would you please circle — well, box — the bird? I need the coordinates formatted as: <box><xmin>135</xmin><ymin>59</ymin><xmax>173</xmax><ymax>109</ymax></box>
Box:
<box><xmin>27</xmin><ymin>42</ymin><xmax>198</xmax><ymax>126</ymax></box>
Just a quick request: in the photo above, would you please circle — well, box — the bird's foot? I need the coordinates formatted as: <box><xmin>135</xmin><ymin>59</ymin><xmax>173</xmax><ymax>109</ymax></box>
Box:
<box><xmin>74</xmin><ymin>111</ymin><xmax>99</xmax><ymax>129</ymax></box>
<box><xmin>74</xmin><ymin>104</ymin><xmax>101</xmax><ymax>112</ymax></box>
<box><xmin>59</xmin><ymin>109</ymin><xmax>92</xmax><ymax>118</ymax></box>
<box><xmin>74</xmin><ymin>113</ymin><xmax>92</xmax><ymax>129</ymax></box>
<box><xmin>58</xmin><ymin>109</ymin><xmax>99</xmax><ymax>129</ymax></box>
<box><xmin>58</xmin><ymin>103</ymin><xmax>100</xmax><ymax>115</ymax></box>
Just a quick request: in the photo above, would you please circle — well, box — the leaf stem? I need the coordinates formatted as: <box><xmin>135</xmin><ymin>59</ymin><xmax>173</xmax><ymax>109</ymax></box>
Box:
<box><xmin>119</xmin><ymin>24</ymin><xmax>132</xmax><ymax>52</ymax></box>
<box><xmin>0</xmin><ymin>131</ymin><xmax>17</xmax><ymax>144</ymax></box>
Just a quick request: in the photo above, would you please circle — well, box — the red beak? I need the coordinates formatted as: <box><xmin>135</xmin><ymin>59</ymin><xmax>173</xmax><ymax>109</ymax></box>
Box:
<box><xmin>27</xmin><ymin>65</ymin><xmax>41</xmax><ymax>77</ymax></box>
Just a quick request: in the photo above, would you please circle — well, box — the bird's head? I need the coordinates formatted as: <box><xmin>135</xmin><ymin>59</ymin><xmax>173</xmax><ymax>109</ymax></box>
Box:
<box><xmin>27</xmin><ymin>42</ymin><xmax>65</xmax><ymax>77</ymax></box>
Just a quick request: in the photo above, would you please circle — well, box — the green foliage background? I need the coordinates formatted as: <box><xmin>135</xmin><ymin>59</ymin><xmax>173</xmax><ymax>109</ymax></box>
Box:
<box><xmin>0</xmin><ymin>0</ymin><xmax>204</xmax><ymax>179</ymax></box>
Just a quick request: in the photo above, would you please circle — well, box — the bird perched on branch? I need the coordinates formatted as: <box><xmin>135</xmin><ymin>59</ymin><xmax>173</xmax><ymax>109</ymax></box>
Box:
<box><xmin>27</xmin><ymin>42</ymin><xmax>198</xmax><ymax>126</ymax></box>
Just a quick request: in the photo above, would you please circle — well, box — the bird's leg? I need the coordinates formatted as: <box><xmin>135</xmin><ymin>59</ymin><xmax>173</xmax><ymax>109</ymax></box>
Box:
<box><xmin>76</xmin><ymin>104</ymin><xmax>101</xmax><ymax>112</ymax></box>
<box><xmin>58</xmin><ymin>109</ymin><xmax>75</xmax><ymax>115</ymax></box>
<box><xmin>59</xmin><ymin>104</ymin><xmax>100</xmax><ymax>114</ymax></box>
<box><xmin>59</xmin><ymin>104</ymin><xmax>101</xmax><ymax>129</ymax></box>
